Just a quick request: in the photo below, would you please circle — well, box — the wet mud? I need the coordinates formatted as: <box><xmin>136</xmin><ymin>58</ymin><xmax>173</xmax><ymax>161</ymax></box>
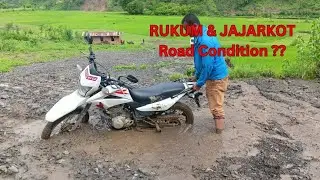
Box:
<box><xmin>1</xmin><ymin>51</ymin><xmax>320</xmax><ymax>180</ymax></box>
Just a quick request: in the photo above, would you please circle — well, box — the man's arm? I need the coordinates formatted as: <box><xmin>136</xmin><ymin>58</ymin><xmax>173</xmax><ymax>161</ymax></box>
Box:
<box><xmin>196</xmin><ymin>54</ymin><xmax>213</xmax><ymax>87</ymax></box>
<box><xmin>193</xmin><ymin>43</ymin><xmax>202</xmax><ymax>80</ymax></box>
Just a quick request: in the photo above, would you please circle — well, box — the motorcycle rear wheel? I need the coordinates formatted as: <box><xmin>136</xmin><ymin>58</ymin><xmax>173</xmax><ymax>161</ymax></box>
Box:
<box><xmin>150</xmin><ymin>102</ymin><xmax>194</xmax><ymax>128</ymax></box>
<box><xmin>41</xmin><ymin>108</ymin><xmax>89</xmax><ymax>140</ymax></box>
<box><xmin>170</xmin><ymin>102</ymin><xmax>194</xmax><ymax>125</ymax></box>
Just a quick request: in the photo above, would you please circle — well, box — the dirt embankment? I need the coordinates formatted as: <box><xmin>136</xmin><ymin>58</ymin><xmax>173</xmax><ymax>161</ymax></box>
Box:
<box><xmin>0</xmin><ymin>51</ymin><xmax>320</xmax><ymax>180</ymax></box>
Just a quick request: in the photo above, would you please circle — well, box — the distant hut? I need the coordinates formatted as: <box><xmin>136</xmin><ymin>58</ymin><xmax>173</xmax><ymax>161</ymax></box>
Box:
<box><xmin>88</xmin><ymin>32</ymin><xmax>124</xmax><ymax>45</ymax></box>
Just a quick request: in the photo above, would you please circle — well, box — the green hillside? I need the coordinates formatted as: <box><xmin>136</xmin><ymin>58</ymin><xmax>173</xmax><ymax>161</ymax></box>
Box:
<box><xmin>0</xmin><ymin>0</ymin><xmax>85</xmax><ymax>10</ymax></box>
<box><xmin>0</xmin><ymin>0</ymin><xmax>319</xmax><ymax>17</ymax></box>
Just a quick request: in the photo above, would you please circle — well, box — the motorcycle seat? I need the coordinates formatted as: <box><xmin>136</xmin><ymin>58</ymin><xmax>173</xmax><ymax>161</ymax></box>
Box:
<box><xmin>129</xmin><ymin>82</ymin><xmax>185</xmax><ymax>104</ymax></box>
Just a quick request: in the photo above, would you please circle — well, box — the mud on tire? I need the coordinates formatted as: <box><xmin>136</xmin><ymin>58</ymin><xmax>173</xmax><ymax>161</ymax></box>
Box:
<box><xmin>171</xmin><ymin>102</ymin><xmax>194</xmax><ymax>125</ymax></box>
<box><xmin>41</xmin><ymin>108</ymin><xmax>89</xmax><ymax>140</ymax></box>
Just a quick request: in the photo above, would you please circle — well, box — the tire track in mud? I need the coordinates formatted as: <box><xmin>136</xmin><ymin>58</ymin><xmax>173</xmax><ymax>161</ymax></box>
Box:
<box><xmin>1</xmin><ymin>51</ymin><xmax>320</xmax><ymax>179</ymax></box>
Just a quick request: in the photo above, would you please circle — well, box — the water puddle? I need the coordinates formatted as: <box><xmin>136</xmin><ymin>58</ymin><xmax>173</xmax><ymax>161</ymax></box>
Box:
<box><xmin>14</xmin><ymin>119</ymin><xmax>45</xmax><ymax>143</ymax></box>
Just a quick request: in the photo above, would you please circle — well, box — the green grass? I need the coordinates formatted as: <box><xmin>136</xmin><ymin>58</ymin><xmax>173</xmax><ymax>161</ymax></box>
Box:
<box><xmin>0</xmin><ymin>10</ymin><xmax>314</xmax><ymax>78</ymax></box>
<box><xmin>168</xmin><ymin>73</ymin><xmax>188</xmax><ymax>81</ymax></box>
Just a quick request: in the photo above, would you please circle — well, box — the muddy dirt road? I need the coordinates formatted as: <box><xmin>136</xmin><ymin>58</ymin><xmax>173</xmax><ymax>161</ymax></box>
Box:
<box><xmin>1</xmin><ymin>51</ymin><xmax>320</xmax><ymax>180</ymax></box>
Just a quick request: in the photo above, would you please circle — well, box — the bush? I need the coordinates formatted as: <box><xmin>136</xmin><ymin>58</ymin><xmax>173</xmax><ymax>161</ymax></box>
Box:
<box><xmin>151</xmin><ymin>1</ymin><xmax>218</xmax><ymax>16</ymax></box>
<box><xmin>230</xmin><ymin>64</ymin><xmax>277</xmax><ymax>79</ymax></box>
<box><xmin>0</xmin><ymin>23</ymin><xmax>82</xmax><ymax>52</ymax></box>
<box><xmin>126</xmin><ymin>0</ymin><xmax>144</xmax><ymax>14</ymax></box>
<box><xmin>184</xmin><ymin>66</ymin><xmax>195</xmax><ymax>77</ymax></box>
<box><xmin>283</xmin><ymin>18</ymin><xmax>320</xmax><ymax>79</ymax></box>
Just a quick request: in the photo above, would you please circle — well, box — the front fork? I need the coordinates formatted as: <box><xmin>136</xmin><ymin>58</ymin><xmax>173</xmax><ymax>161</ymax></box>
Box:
<box><xmin>78</xmin><ymin>103</ymin><xmax>91</xmax><ymax>120</ymax></box>
<box><xmin>70</xmin><ymin>103</ymin><xmax>91</xmax><ymax>131</ymax></box>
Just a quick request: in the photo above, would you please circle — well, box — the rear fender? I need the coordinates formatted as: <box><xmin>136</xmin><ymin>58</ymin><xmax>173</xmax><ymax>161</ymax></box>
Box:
<box><xmin>45</xmin><ymin>90</ymin><xmax>88</xmax><ymax>122</ymax></box>
<box><xmin>136</xmin><ymin>93</ymin><xmax>185</xmax><ymax>112</ymax></box>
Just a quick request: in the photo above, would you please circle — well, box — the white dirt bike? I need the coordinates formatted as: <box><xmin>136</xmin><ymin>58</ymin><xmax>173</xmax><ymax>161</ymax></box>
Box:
<box><xmin>41</xmin><ymin>32</ymin><xmax>203</xmax><ymax>139</ymax></box>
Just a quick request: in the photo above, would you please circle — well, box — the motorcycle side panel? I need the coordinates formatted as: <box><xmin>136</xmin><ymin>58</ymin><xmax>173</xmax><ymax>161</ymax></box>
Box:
<box><xmin>86</xmin><ymin>91</ymin><xmax>106</xmax><ymax>103</ymax></box>
<box><xmin>92</xmin><ymin>98</ymin><xmax>133</xmax><ymax>109</ymax></box>
<box><xmin>45</xmin><ymin>90</ymin><xmax>88</xmax><ymax>122</ymax></box>
<box><xmin>136</xmin><ymin>93</ymin><xmax>185</xmax><ymax>112</ymax></box>
<box><xmin>112</xmin><ymin>87</ymin><xmax>133</xmax><ymax>101</ymax></box>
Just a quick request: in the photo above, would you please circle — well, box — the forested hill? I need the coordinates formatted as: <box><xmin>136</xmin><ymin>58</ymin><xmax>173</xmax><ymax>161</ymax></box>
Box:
<box><xmin>0</xmin><ymin>0</ymin><xmax>319</xmax><ymax>17</ymax></box>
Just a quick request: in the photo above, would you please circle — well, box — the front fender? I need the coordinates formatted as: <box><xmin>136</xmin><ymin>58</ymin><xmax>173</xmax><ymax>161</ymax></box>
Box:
<box><xmin>45</xmin><ymin>90</ymin><xmax>88</xmax><ymax>122</ymax></box>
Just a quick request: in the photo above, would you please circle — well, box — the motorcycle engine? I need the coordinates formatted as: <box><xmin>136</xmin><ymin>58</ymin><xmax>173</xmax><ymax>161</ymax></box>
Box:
<box><xmin>106</xmin><ymin>106</ymin><xmax>134</xmax><ymax>130</ymax></box>
<box><xmin>112</xmin><ymin>116</ymin><xmax>134</xmax><ymax>129</ymax></box>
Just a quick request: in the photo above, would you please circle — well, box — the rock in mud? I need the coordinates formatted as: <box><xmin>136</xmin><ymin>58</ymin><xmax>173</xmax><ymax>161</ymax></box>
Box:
<box><xmin>8</xmin><ymin>165</ymin><xmax>19</xmax><ymax>173</ymax></box>
<box><xmin>57</xmin><ymin>159</ymin><xmax>66</xmax><ymax>164</ymax></box>
<box><xmin>0</xmin><ymin>94</ymin><xmax>9</xmax><ymax>99</ymax></box>
<box><xmin>138</xmin><ymin>167</ymin><xmax>156</xmax><ymax>176</ymax></box>
<box><xmin>53</xmin><ymin>152</ymin><xmax>62</xmax><ymax>160</ymax></box>
<box><xmin>12</xmin><ymin>86</ymin><xmax>24</xmax><ymax>92</ymax></box>
<box><xmin>205</xmin><ymin>167</ymin><xmax>214</xmax><ymax>173</ymax></box>
<box><xmin>0</xmin><ymin>84</ymin><xmax>9</xmax><ymax>88</ymax></box>
<box><xmin>0</xmin><ymin>101</ymin><xmax>5</xmax><ymax>108</ymax></box>
<box><xmin>63</xmin><ymin>151</ymin><xmax>70</xmax><ymax>155</ymax></box>
<box><xmin>97</xmin><ymin>164</ymin><xmax>104</xmax><ymax>169</ymax></box>
<box><xmin>108</xmin><ymin>167</ymin><xmax>115</xmax><ymax>173</ymax></box>
<box><xmin>0</xmin><ymin>165</ymin><xmax>8</xmax><ymax>173</ymax></box>
<box><xmin>94</xmin><ymin>168</ymin><xmax>99</xmax><ymax>173</ymax></box>
<box><xmin>80</xmin><ymin>169</ymin><xmax>89</xmax><ymax>177</ymax></box>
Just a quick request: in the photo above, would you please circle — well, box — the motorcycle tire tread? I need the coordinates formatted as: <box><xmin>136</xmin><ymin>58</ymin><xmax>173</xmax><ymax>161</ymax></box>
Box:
<box><xmin>171</xmin><ymin>102</ymin><xmax>194</xmax><ymax>125</ymax></box>
<box><xmin>41</xmin><ymin>109</ymin><xmax>89</xmax><ymax>140</ymax></box>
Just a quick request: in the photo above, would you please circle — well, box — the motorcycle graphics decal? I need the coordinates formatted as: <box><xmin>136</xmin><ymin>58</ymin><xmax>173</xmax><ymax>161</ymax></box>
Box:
<box><xmin>114</xmin><ymin>88</ymin><xmax>129</xmax><ymax>94</ymax></box>
<box><xmin>80</xmin><ymin>65</ymin><xmax>101</xmax><ymax>88</ymax></box>
<box><xmin>85</xmin><ymin>68</ymin><xmax>98</xmax><ymax>81</ymax></box>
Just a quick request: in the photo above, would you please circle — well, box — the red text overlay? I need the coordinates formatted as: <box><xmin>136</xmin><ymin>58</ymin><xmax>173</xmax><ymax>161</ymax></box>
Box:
<box><xmin>150</xmin><ymin>24</ymin><xmax>296</xmax><ymax>57</ymax></box>
<box><xmin>150</xmin><ymin>24</ymin><xmax>296</xmax><ymax>37</ymax></box>
<box><xmin>159</xmin><ymin>44</ymin><xmax>287</xmax><ymax>57</ymax></box>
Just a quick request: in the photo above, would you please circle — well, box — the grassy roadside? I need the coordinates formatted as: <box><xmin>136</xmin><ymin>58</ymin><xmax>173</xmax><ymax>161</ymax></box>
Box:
<box><xmin>0</xmin><ymin>11</ymin><xmax>318</xmax><ymax>79</ymax></box>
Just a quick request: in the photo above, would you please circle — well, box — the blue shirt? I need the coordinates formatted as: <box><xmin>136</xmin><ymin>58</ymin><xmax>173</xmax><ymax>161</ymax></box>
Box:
<box><xmin>193</xmin><ymin>25</ymin><xmax>228</xmax><ymax>87</ymax></box>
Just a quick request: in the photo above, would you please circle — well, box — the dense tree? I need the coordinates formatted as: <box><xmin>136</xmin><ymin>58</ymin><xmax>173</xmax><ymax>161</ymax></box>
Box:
<box><xmin>0</xmin><ymin>0</ymin><xmax>318</xmax><ymax>17</ymax></box>
<box><xmin>126</xmin><ymin>0</ymin><xmax>144</xmax><ymax>14</ymax></box>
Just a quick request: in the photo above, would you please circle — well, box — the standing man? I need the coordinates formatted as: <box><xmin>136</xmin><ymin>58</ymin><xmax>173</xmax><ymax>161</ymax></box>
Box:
<box><xmin>182</xmin><ymin>13</ymin><xmax>229</xmax><ymax>134</ymax></box>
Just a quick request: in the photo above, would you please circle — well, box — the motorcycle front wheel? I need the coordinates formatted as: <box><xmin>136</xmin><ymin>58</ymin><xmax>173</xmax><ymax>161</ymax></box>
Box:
<box><xmin>41</xmin><ymin>108</ymin><xmax>89</xmax><ymax>140</ymax></box>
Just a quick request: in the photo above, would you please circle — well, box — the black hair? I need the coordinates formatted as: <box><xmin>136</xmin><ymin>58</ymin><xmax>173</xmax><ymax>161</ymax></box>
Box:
<box><xmin>181</xmin><ymin>13</ymin><xmax>200</xmax><ymax>25</ymax></box>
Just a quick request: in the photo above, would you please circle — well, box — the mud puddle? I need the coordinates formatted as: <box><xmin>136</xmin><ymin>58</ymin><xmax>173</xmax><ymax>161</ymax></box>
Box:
<box><xmin>1</xmin><ymin>52</ymin><xmax>320</xmax><ymax>179</ymax></box>
<box><xmin>1</xmin><ymin>80</ymin><xmax>320</xmax><ymax>179</ymax></box>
